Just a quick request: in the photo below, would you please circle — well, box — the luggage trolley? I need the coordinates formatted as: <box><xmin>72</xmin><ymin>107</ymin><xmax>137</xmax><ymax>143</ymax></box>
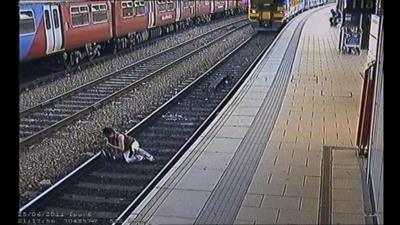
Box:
<box><xmin>340</xmin><ymin>27</ymin><xmax>362</xmax><ymax>55</ymax></box>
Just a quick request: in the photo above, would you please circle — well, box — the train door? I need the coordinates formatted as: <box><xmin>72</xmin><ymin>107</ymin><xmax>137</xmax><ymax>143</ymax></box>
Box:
<box><xmin>176</xmin><ymin>0</ymin><xmax>182</xmax><ymax>22</ymax></box>
<box><xmin>299</xmin><ymin>0</ymin><xmax>303</xmax><ymax>12</ymax></box>
<box><xmin>43</xmin><ymin>4</ymin><xmax>63</xmax><ymax>55</ymax></box>
<box><xmin>148</xmin><ymin>0</ymin><xmax>155</xmax><ymax>28</ymax></box>
<box><xmin>190</xmin><ymin>0</ymin><xmax>195</xmax><ymax>14</ymax></box>
<box><xmin>211</xmin><ymin>0</ymin><xmax>215</xmax><ymax>13</ymax></box>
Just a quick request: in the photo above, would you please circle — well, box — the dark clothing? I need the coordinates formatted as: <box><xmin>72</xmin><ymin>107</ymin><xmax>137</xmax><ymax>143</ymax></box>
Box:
<box><xmin>336</xmin><ymin>12</ymin><xmax>341</xmax><ymax>22</ymax></box>
<box><xmin>330</xmin><ymin>9</ymin><xmax>336</xmax><ymax>17</ymax></box>
<box><xmin>329</xmin><ymin>9</ymin><xmax>340</xmax><ymax>27</ymax></box>
<box><xmin>104</xmin><ymin>129</ymin><xmax>155</xmax><ymax>163</ymax></box>
<box><xmin>122</xmin><ymin>134</ymin><xmax>135</xmax><ymax>152</ymax></box>
<box><xmin>107</xmin><ymin>132</ymin><xmax>135</xmax><ymax>152</ymax></box>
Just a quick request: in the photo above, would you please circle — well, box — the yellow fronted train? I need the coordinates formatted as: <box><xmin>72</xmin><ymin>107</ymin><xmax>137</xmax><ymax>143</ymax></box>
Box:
<box><xmin>248</xmin><ymin>0</ymin><xmax>327</xmax><ymax>31</ymax></box>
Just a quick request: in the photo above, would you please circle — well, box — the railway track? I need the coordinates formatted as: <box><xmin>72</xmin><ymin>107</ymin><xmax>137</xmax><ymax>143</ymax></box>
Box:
<box><xmin>19</xmin><ymin>19</ymin><xmax>250</xmax><ymax>149</ymax></box>
<box><xmin>19</xmin><ymin>35</ymin><xmax>173</xmax><ymax>91</ymax></box>
<box><xmin>19</xmin><ymin>16</ymin><xmax>247</xmax><ymax>92</ymax></box>
<box><xmin>19</xmin><ymin>32</ymin><xmax>277</xmax><ymax>225</ymax></box>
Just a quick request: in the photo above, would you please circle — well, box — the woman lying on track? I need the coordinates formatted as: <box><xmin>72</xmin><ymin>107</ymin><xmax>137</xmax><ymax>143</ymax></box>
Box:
<box><xmin>102</xmin><ymin>127</ymin><xmax>155</xmax><ymax>163</ymax></box>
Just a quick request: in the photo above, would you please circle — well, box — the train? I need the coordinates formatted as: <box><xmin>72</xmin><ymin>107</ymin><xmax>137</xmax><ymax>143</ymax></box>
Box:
<box><xmin>248</xmin><ymin>0</ymin><xmax>327</xmax><ymax>31</ymax></box>
<box><xmin>19</xmin><ymin>0</ymin><xmax>249</xmax><ymax>66</ymax></box>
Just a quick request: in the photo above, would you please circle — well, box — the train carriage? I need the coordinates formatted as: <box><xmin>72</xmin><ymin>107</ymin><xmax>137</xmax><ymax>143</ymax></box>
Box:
<box><xmin>237</xmin><ymin>0</ymin><xmax>249</xmax><ymax>13</ymax></box>
<box><xmin>226</xmin><ymin>0</ymin><xmax>234</xmax><ymax>10</ymax></box>
<box><xmin>60</xmin><ymin>0</ymin><xmax>113</xmax><ymax>58</ymax></box>
<box><xmin>175</xmin><ymin>0</ymin><xmax>196</xmax><ymax>29</ymax></box>
<box><xmin>112</xmin><ymin>0</ymin><xmax>150</xmax><ymax>48</ymax></box>
<box><xmin>213</xmin><ymin>0</ymin><xmax>226</xmax><ymax>13</ymax></box>
<box><xmin>19</xmin><ymin>0</ymin><xmax>113</xmax><ymax>64</ymax></box>
<box><xmin>153</xmin><ymin>0</ymin><xmax>176</xmax><ymax>29</ymax></box>
<box><xmin>176</xmin><ymin>0</ymin><xmax>196</xmax><ymax>22</ymax></box>
<box><xmin>304</xmin><ymin>0</ymin><xmax>310</xmax><ymax>10</ymax></box>
<box><xmin>288</xmin><ymin>0</ymin><xmax>303</xmax><ymax>17</ymax></box>
<box><xmin>226</xmin><ymin>0</ymin><xmax>236</xmax><ymax>15</ymax></box>
<box><xmin>194</xmin><ymin>0</ymin><xmax>212</xmax><ymax>23</ymax></box>
<box><xmin>19</xmin><ymin>0</ymin><xmax>248</xmax><ymax>65</ymax></box>
<box><xmin>19</xmin><ymin>2</ymin><xmax>49</xmax><ymax>61</ymax></box>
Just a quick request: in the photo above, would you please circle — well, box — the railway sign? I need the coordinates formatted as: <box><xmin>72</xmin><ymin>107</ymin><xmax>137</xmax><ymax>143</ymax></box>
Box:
<box><xmin>342</xmin><ymin>0</ymin><xmax>376</xmax><ymax>13</ymax></box>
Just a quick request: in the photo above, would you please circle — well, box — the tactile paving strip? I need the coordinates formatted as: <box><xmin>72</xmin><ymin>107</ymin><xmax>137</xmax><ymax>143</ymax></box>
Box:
<box><xmin>194</xmin><ymin>12</ymin><xmax>315</xmax><ymax>225</ymax></box>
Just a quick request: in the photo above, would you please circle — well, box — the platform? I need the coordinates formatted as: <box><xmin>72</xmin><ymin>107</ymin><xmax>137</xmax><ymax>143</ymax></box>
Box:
<box><xmin>123</xmin><ymin>5</ymin><xmax>369</xmax><ymax>225</ymax></box>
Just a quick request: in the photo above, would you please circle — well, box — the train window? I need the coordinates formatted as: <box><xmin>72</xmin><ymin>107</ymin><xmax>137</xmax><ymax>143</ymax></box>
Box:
<box><xmin>71</xmin><ymin>6</ymin><xmax>90</xmax><ymax>27</ymax></box>
<box><xmin>260</xmin><ymin>0</ymin><xmax>274</xmax><ymax>5</ymax></box>
<box><xmin>80</xmin><ymin>6</ymin><xmax>89</xmax><ymax>13</ymax></box>
<box><xmin>122</xmin><ymin>1</ymin><xmax>135</xmax><ymax>18</ymax></box>
<box><xmin>251</xmin><ymin>0</ymin><xmax>273</xmax><ymax>10</ymax></box>
<box><xmin>135</xmin><ymin>0</ymin><xmax>146</xmax><ymax>15</ymax></box>
<box><xmin>44</xmin><ymin>10</ymin><xmax>51</xmax><ymax>30</ymax></box>
<box><xmin>159</xmin><ymin>1</ymin><xmax>167</xmax><ymax>11</ymax></box>
<box><xmin>71</xmin><ymin>7</ymin><xmax>79</xmax><ymax>13</ymax></box>
<box><xmin>19</xmin><ymin>10</ymin><xmax>35</xmax><ymax>35</ymax></box>
<box><xmin>167</xmin><ymin>0</ymin><xmax>174</xmax><ymax>11</ymax></box>
<box><xmin>183</xmin><ymin>0</ymin><xmax>189</xmax><ymax>9</ymax></box>
<box><xmin>184</xmin><ymin>0</ymin><xmax>194</xmax><ymax>9</ymax></box>
<box><xmin>53</xmin><ymin>9</ymin><xmax>60</xmax><ymax>28</ymax></box>
<box><xmin>204</xmin><ymin>1</ymin><xmax>210</xmax><ymax>6</ymax></box>
<box><xmin>81</xmin><ymin>12</ymin><xmax>89</xmax><ymax>25</ymax></box>
<box><xmin>92</xmin><ymin>4</ymin><xmax>108</xmax><ymax>23</ymax></box>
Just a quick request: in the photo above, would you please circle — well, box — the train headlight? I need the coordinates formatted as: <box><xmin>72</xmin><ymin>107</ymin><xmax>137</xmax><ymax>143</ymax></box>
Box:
<box><xmin>251</xmin><ymin>9</ymin><xmax>257</xmax><ymax>13</ymax></box>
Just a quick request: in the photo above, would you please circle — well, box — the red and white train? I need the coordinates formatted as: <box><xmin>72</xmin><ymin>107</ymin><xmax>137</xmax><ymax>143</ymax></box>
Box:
<box><xmin>19</xmin><ymin>0</ymin><xmax>248</xmax><ymax>66</ymax></box>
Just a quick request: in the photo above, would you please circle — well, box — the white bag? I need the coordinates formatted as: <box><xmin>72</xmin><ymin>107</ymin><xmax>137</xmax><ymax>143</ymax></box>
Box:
<box><xmin>131</xmin><ymin>139</ymin><xmax>140</xmax><ymax>152</ymax></box>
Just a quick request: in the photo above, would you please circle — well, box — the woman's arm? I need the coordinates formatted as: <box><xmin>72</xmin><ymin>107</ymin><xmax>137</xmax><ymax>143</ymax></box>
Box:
<box><xmin>107</xmin><ymin>134</ymin><xmax>125</xmax><ymax>152</ymax></box>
